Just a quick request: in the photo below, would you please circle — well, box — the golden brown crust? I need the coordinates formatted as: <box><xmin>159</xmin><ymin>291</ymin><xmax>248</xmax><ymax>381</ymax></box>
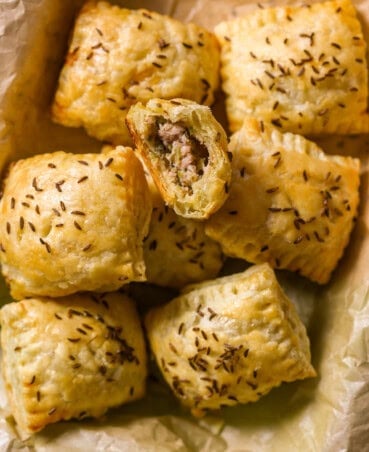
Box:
<box><xmin>205</xmin><ymin>117</ymin><xmax>360</xmax><ymax>284</ymax></box>
<box><xmin>145</xmin><ymin>264</ymin><xmax>316</xmax><ymax>414</ymax></box>
<box><xmin>126</xmin><ymin>98</ymin><xmax>232</xmax><ymax>219</ymax></box>
<box><xmin>215</xmin><ymin>0</ymin><xmax>369</xmax><ymax>135</ymax></box>
<box><xmin>0</xmin><ymin>292</ymin><xmax>147</xmax><ymax>434</ymax></box>
<box><xmin>0</xmin><ymin>147</ymin><xmax>152</xmax><ymax>299</ymax></box>
<box><xmin>52</xmin><ymin>1</ymin><xmax>220</xmax><ymax>144</ymax></box>
<box><xmin>144</xmin><ymin>196</ymin><xmax>224</xmax><ymax>289</ymax></box>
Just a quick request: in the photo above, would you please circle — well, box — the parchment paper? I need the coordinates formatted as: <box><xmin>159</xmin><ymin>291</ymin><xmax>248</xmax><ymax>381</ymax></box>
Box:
<box><xmin>0</xmin><ymin>0</ymin><xmax>369</xmax><ymax>450</ymax></box>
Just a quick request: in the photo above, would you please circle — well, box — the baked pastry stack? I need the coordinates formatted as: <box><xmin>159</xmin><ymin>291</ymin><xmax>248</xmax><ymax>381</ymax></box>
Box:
<box><xmin>0</xmin><ymin>147</ymin><xmax>151</xmax><ymax>433</ymax></box>
<box><xmin>0</xmin><ymin>0</ymin><xmax>229</xmax><ymax>431</ymax></box>
<box><xmin>139</xmin><ymin>0</ymin><xmax>362</xmax><ymax>417</ymax></box>
<box><xmin>203</xmin><ymin>0</ymin><xmax>362</xmax><ymax>287</ymax></box>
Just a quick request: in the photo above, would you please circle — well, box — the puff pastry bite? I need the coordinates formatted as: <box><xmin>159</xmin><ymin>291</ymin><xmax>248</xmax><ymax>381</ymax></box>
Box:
<box><xmin>0</xmin><ymin>147</ymin><xmax>152</xmax><ymax>299</ymax></box>
<box><xmin>126</xmin><ymin>98</ymin><xmax>232</xmax><ymax>219</ymax></box>
<box><xmin>145</xmin><ymin>264</ymin><xmax>316</xmax><ymax>415</ymax></box>
<box><xmin>0</xmin><ymin>292</ymin><xmax>147</xmax><ymax>434</ymax></box>
<box><xmin>205</xmin><ymin>118</ymin><xmax>360</xmax><ymax>284</ymax></box>
<box><xmin>52</xmin><ymin>1</ymin><xmax>220</xmax><ymax>144</ymax></box>
<box><xmin>215</xmin><ymin>0</ymin><xmax>369</xmax><ymax>135</ymax></box>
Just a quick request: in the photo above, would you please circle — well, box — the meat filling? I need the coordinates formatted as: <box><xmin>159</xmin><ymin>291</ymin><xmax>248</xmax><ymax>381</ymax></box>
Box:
<box><xmin>153</xmin><ymin>120</ymin><xmax>209</xmax><ymax>193</ymax></box>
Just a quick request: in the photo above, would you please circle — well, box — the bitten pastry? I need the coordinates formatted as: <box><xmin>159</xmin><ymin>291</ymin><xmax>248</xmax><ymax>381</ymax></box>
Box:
<box><xmin>126</xmin><ymin>98</ymin><xmax>232</xmax><ymax>219</ymax></box>
<box><xmin>0</xmin><ymin>147</ymin><xmax>152</xmax><ymax>299</ymax></box>
<box><xmin>0</xmin><ymin>292</ymin><xmax>147</xmax><ymax>434</ymax></box>
<box><xmin>205</xmin><ymin>118</ymin><xmax>360</xmax><ymax>284</ymax></box>
<box><xmin>101</xmin><ymin>144</ymin><xmax>224</xmax><ymax>287</ymax></box>
<box><xmin>145</xmin><ymin>264</ymin><xmax>316</xmax><ymax>415</ymax></box>
<box><xmin>215</xmin><ymin>0</ymin><xmax>369</xmax><ymax>135</ymax></box>
<box><xmin>52</xmin><ymin>1</ymin><xmax>220</xmax><ymax>144</ymax></box>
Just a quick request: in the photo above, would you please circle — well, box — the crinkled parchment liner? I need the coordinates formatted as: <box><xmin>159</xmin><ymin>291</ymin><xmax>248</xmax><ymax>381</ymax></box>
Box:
<box><xmin>0</xmin><ymin>0</ymin><xmax>369</xmax><ymax>450</ymax></box>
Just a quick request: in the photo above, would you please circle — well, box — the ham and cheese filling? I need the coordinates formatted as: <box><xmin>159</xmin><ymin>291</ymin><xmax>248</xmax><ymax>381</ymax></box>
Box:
<box><xmin>152</xmin><ymin>119</ymin><xmax>209</xmax><ymax>193</ymax></box>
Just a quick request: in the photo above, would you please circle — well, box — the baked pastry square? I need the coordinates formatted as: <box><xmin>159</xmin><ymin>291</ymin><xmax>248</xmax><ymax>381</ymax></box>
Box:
<box><xmin>0</xmin><ymin>147</ymin><xmax>152</xmax><ymax>299</ymax></box>
<box><xmin>0</xmin><ymin>292</ymin><xmax>147</xmax><ymax>434</ymax></box>
<box><xmin>205</xmin><ymin>118</ymin><xmax>360</xmax><ymax>284</ymax></box>
<box><xmin>215</xmin><ymin>0</ymin><xmax>369</xmax><ymax>135</ymax></box>
<box><xmin>126</xmin><ymin>98</ymin><xmax>232</xmax><ymax>219</ymax></box>
<box><xmin>145</xmin><ymin>264</ymin><xmax>316</xmax><ymax>415</ymax></box>
<box><xmin>144</xmin><ymin>183</ymin><xmax>224</xmax><ymax>289</ymax></box>
<box><xmin>52</xmin><ymin>1</ymin><xmax>220</xmax><ymax>145</ymax></box>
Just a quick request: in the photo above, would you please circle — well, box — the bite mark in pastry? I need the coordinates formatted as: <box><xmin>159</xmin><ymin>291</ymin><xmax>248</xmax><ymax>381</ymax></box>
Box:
<box><xmin>145</xmin><ymin>264</ymin><xmax>316</xmax><ymax>415</ymax></box>
<box><xmin>0</xmin><ymin>292</ymin><xmax>147</xmax><ymax>434</ymax></box>
<box><xmin>205</xmin><ymin>118</ymin><xmax>360</xmax><ymax>284</ymax></box>
<box><xmin>0</xmin><ymin>147</ymin><xmax>152</xmax><ymax>299</ymax></box>
<box><xmin>215</xmin><ymin>0</ymin><xmax>369</xmax><ymax>135</ymax></box>
<box><xmin>126</xmin><ymin>98</ymin><xmax>232</xmax><ymax>220</ymax></box>
<box><xmin>51</xmin><ymin>1</ymin><xmax>220</xmax><ymax>144</ymax></box>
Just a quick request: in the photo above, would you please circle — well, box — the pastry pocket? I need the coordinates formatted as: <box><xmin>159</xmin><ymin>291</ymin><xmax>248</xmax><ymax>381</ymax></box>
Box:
<box><xmin>51</xmin><ymin>2</ymin><xmax>220</xmax><ymax>145</ymax></box>
<box><xmin>205</xmin><ymin>117</ymin><xmax>360</xmax><ymax>284</ymax></box>
<box><xmin>144</xmin><ymin>195</ymin><xmax>224</xmax><ymax>289</ymax></box>
<box><xmin>126</xmin><ymin>98</ymin><xmax>232</xmax><ymax>219</ymax></box>
<box><xmin>0</xmin><ymin>147</ymin><xmax>152</xmax><ymax>299</ymax></box>
<box><xmin>0</xmin><ymin>292</ymin><xmax>147</xmax><ymax>434</ymax></box>
<box><xmin>145</xmin><ymin>263</ymin><xmax>316</xmax><ymax>416</ymax></box>
<box><xmin>215</xmin><ymin>0</ymin><xmax>369</xmax><ymax>135</ymax></box>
